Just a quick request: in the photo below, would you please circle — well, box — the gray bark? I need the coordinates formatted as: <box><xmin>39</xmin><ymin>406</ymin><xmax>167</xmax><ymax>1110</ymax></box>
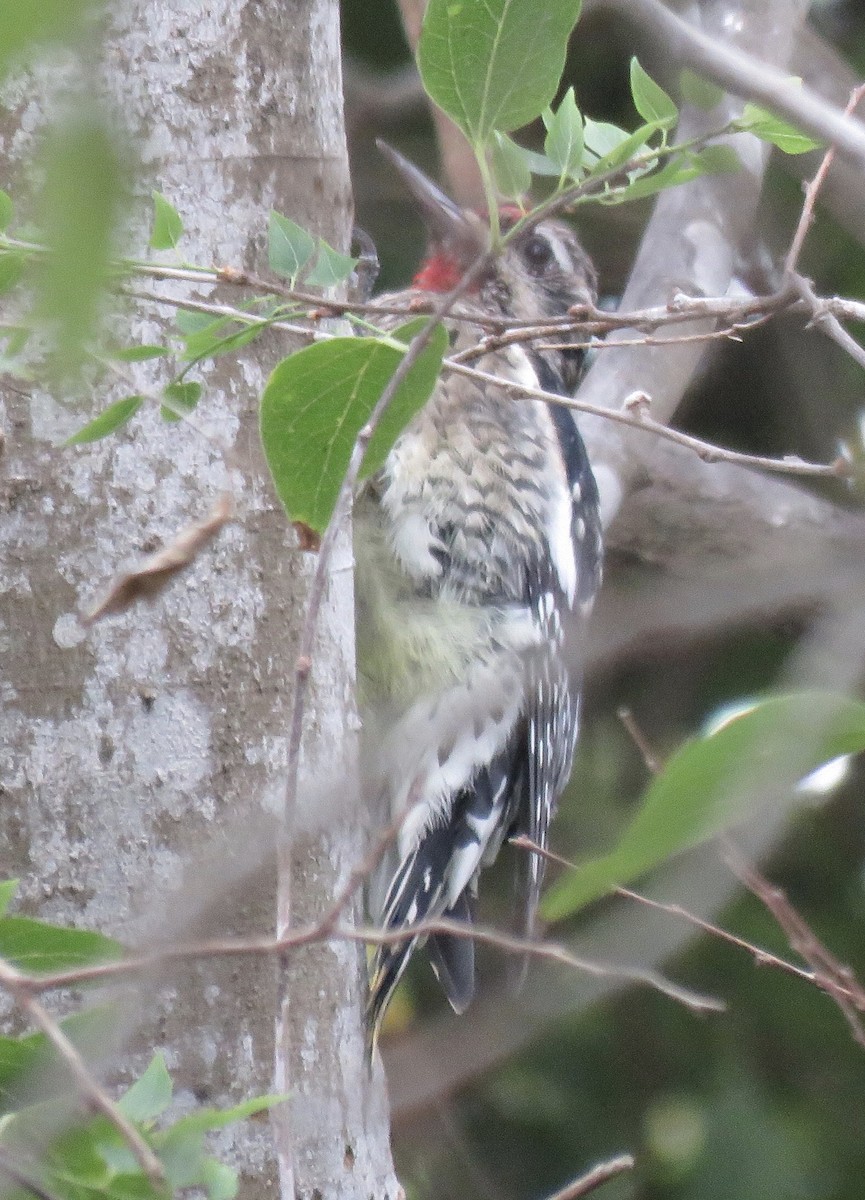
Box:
<box><xmin>0</xmin><ymin>2</ymin><xmax>397</xmax><ymax>1198</ymax></box>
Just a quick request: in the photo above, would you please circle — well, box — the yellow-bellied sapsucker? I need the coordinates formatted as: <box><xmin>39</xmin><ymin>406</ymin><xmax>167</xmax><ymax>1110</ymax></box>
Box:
<box><xmin>356</xmin><ymin>146</ymin><xmax>602</xmax><ymax>1049</ymax></box>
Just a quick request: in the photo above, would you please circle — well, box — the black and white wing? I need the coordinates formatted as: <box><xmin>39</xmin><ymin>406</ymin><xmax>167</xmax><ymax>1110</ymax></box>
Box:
<box><xmin>515</xmin><ymin>403</ymin><xmax>603</xmax><ymax>940</ymax></box>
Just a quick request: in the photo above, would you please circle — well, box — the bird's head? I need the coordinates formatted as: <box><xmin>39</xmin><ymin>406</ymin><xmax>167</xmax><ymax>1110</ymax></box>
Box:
<box><xmin>378</xmin><ymin>141</ymin><xmax>596</xmax><ymax>388</ymax></box>
<box><xmin>377</xmin><ymin>142</ymin><xmax>596</xmax><ymax>313</ymax></box>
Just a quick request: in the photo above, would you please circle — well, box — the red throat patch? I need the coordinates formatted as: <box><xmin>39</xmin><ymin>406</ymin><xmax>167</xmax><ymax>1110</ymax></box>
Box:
<box><xmin>412</xmin><ymin>252</ymin><xmax>464</xmax><ymax>293</ymax></box>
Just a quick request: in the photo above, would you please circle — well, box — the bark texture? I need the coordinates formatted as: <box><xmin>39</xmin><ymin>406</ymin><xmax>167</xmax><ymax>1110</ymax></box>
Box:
<box><xmin>0</xmin><ymin>2</ymin><xmax>398</xmax><ymax>1198</ymax></box>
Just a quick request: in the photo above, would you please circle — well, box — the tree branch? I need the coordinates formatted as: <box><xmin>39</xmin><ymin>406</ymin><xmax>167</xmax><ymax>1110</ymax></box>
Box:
<box><xmin>601</xmin><ymin>0</ymin><xmax>865</xmax><ymax>169</ymax></box>
<box><xmin>0</xmin><ymin>960</ymin><xmax>164</xmax><ymax>1185</ymax></box>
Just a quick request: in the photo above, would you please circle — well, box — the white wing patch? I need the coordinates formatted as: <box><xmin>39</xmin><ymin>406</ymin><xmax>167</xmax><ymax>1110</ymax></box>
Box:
<box><xmin>546</xmin><ymin>475</ymin><xmax>578</xmax><ymax>604</ymax></box>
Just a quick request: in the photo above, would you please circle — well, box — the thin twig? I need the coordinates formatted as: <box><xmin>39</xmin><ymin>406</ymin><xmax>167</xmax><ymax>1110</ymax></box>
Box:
<box><xmin>511</xmin><ymin>833</ymin><xmax>865</xmax><ymax>1016</ymax></box>
<box><xmin>792</xmin><ymin>274</ymin><xmax>865</xmax><ymax>375</ymax></box>
<box><xmin>537</xmin><ymin>325</ymin><xmax>749</xmax><ymax>350</ymax></box>
<box><xmin>601</xmin><ymin>0</ymin><xmax>865</xmax><ymax>169</ymax></box>
<box><xmin>617</xmin><ymin>706</ymin><xmax>664</xmax><ymax>775</ymax></box>
<box><xmin>121</xmin><ymin>286</ymin><xmax>323</xmax><ymax>345</ymax></box>
<box><xmin>543</xmin><ymin>1155</ymin><xmax>636</xmax><ymax>1200</ymax></box>
<box><xmin>616</xmin><ymin>887</ymin><xmax>818</xmax><ymax>988</ymax></box>
<box><xmin>118</xmin><ymin>284</ymin><xmax>845</xmax><ymax>483</ymax></box>
<box><xmin>445</xmin><ymin>361</ymin><xmax>848</xmax><ymax>480</ymax></box>
<box><xmin>723</xmin><ymin>840</ymin><xmax>865</xmax><ymax>1048</ymax></box>
<box><xmin>785</xmin><ymin>83</ymin><xmax>865</xmax><ymax>278</ymax></box>
<box><xmin>345</xmin><ymin>917</ymin><xmax>725</xmax><ymax>1013</ymax></box>
<box><xmin>0</xmin><ymin>960</ymin><xmax>164</xmax><ymax>1184</ymax></box>
<box><xmin>0</xmin><ymin>907</ymin><xmax>722</xmax><ymax>1016</ymax></box>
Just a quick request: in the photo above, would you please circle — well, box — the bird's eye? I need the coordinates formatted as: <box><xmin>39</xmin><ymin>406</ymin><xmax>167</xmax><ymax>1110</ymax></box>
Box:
<box><xmin>523</xmin><ymin>234</ymin><xmax>555</xmax><ymax>273</ymax></box>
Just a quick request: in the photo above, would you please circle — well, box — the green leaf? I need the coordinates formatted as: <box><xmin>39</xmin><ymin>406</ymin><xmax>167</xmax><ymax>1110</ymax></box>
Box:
<box><xmin>200</xmin><ymin>1158</ymin><xmax>239</xmax><ymax>1200</ymax></box>
<box><xmin>161</xmin><ymin>380</ymin><xmax>202</xmax><ymax>422</ymax></box>
<box><xmin>117</xmin><ymin>1053</ymin><xmax>172</xmax><ymax>1122</ymax></box>
<box><xmin>690</xmin><ymin>144</ymin><xmax>741</xmax><ymax>175</ymax></box>
<box><xmin>268</xmin><ymin>211</ymin><xmax>315</xmax><ymax>282</ymax></box>
<box><xmin>180</xmin><ymin>316</ymin><xmax>230</xmax><ymax>359</ymax></box>
<box><xmin>600</xmin><ymin>144</ymin><xmax>738</xmax><ymax>205</ymax></box>
<box><xmin>0</xmin><ymin>189</ymin><xmax>13</xmax><ymax>231</ymax></box>
<box><xmin>736</xmin><ymin>104</ymin><xmax>822</xmax><ymax>154</ymax></box>
<box><xmin>260</xmin><ymin>319</ymin><xmax>448</xmax><ymax>533</ymax></box>
<box><xmin>0</xmin><ymin>0</ymin><xmax>96</xmax><ymax>80</ymax></box>
<box><xmin>508</xmin><ymin>144</ymin><xmax>561</xmax><ymax>177</ymax></box>
<box><xmin>680</xmin><ymin>68</ymin><xmax>724</xmax><ymax>110</ymax></box>
<box><xmin>630</xmin><ymin>58</ymin><xmax>678</xmax><ymax>128</ymax></box>
<box><xmin>585</xmin><ymin>122</ymin><xmax>658</xmax><ymax>176</ymax></box>
<box><xmin>36</xmin><ymin>107</ymin><xmax>124</xmax><ymax>377</ymax></box>
<box><xmin>418</xmin><ymin>0</ymin><xmax>583</xmax><ymax>145</ymax></box>
<box><xmin>582</xmin><ymin>119</ymin><xmax>653</xmax><ymax>170</ymax></box>
<box><xmin>304</xmin><ymin>240</ymin><xmax>359</xmax><ymax>289</ymax></box>
<box><xmin>159</xmin><ymin>1093</ymin><xmax>284</xmax><ymax>1137</ymax></box>
<box><xmin>0</xmin><ymin>1031</ymin><xmax>46</xmax><ymax>1114</ymax></box>
<box><xmin>359</xmin><ymin>322</ymin><xmax>450</xmax><ymax>479</ymax></box>
<box><xmin>149</xmin><ymin>191</ymin><xmax>183</xmax><ymax>250</ymax></box>
<box><xmin>65</xmin><ymin>396</ymin><xmax>143</xmax><ymax>444</ymax></box>
<box><xmin>183</xmin><ymin>322</ymin><xmax>267</xmax><ymax>363</ymax></box>
<box><xmin>542</xmin><ymin>692</ymin><xmax>865</xmax><ymax>921</ymax></box>
<box><xmin>147</xmin><ymin>1094</ymin><xmax>281</xmax><ymax>1196</ymax></box>
<box><xmin>112</xmin><ymin>344</ymin><xmax>168</xmax><ymax>361</ymax></box>
<box><xmin>50</xmin><ymin>1122</ymin><xmax>113</xmax><ymax>1187</ymax></box>
<box><xmin>489</xmin><ymin>133</ymin><xmax>532</xmax><ymax>200</ymax></box>
<box><xmin>0</xmin><ymin>880</ymin><xmax>17</xmax><ymax>916</ymax></box>
<box><xmin>0</xmin><ymin>326</ymin><xmax>31</xmax><ymax>371</ymax></box>
<box><xmin>543</xmin><ymin>88</ymin><xmax>584</xmax><ymax>180</ymax></box>
<box><xmin>0</xmin><ymin>1008</ymin><xmax>117</xmax><ymax>1114</ymax></box>
<box><xmin>0</xmin><ymin>915</ymin><xmax>122</xmax><ymax>973</ymax></box>
<box><xmin>600</xmin><ymin>156</ymin><xmax>701</xmax><ymax>205</ymax></box>
<box><xmin>175</xmin><ymin>308</ymin><xmax>218</xmax><ymax>335</ymax></box>
<box><xmin>156</xmin><ymin>1127</ymin><xmax>208</xmax><ymax>1190</ymax></box>
<box><xmin>0</xmin><ymin>252</ymin><xmax>24</xmax><ymax>294</ymax></box>
<box><xmin>92</xmin><ymin>1169</ymin><xmax>156</xmax><ymax>1198</ymax></box>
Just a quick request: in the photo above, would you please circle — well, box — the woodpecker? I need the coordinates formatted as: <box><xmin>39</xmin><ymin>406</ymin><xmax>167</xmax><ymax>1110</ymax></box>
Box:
<box><xmin>356</xmin><ymin>146</ymin><xmax>602</xmax><ymax>1050</ymax></box>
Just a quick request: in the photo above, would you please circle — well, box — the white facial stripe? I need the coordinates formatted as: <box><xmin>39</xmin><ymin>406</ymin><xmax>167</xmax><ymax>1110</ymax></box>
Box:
<box><xmin>544</xmin><ymin>229</ymin><xmax>578</xmax><ymax>275</ymax></box>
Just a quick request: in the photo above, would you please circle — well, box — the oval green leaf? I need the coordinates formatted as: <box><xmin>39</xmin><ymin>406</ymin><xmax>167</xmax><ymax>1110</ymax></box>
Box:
<box><xmin>680</xmin><ymin>68</ymin><xmax>724</xmax><ymax>111</ymax></box>
<box><xmin>65</xmin><ymin>396</ymin><xmax>143</xmax><ymax>445</ymax></box>
<box><xmin>150</xmin><ymin>190</ymin><xmax>183</xmax><ymax>250</ymax></box>
<box><xmin>490</xmin><ymin>133</ymin><xmax>532</xmax><ymax>200</ymax></box>
<box><xmin>260</xmin><ymin>320</ymin><xmax>448</xmax><ymax>534</ymax></box>
<box><xmin>0</xmin><ymin>914</ymin><xmax>123</xmax><ymax>973</ymax></box>
<box><xmin>736</xmin><ymin>104</ymin><xmax>822</xmax><ymax>154</ymax></box>
<box><xmin>543</xmin><ymin>88</ymin><xmax>584</xmax><ymax>180</ymax></box>
<box><xmin>37</xmin><ymin>108</ymin><xmax>123</xmax><ymax>377</ymax></box>
<box><xmin>0</xmin><ymin>251</ymin><xmax>24</xmax><ymax>294</ymax></box>
<box><xmin>0</xmin><ymin>189</ymin><xmax>13</xmax><ymax>232</ymax></box>
<box><xmin>161</xmin><ymin>380</ymin><xmax>202</xmax><ymax>422</ymax></box>
<box><xmin>543</xmin><ymin>692</ymin><xmax>865</xmax><ymax>921</ymax></box>
<box><xmin>418</xmin><ymin>0</ymin><xmax>583</xmax><ymax>145</ymax></box>
<box><xmin>268</xmin><ymin>211</ymin><xmax>315</xmax><ymax>282</ymax></box>
<box><xmin>305</xmin><ymin>240</ymin><xmax>359</xmax><ymax>289</ymax></box>
<box><xmin>117</xmin><ymin>1053</ymin><xmax>173</xmax><ymax>1122</ymax></box>
<box><xmin>112</xmin><ymin>344</ymin><xmax>168</xmax><ymax>361</ymax></box>
<box><xmin>630</xmin><ymin>58</ymin><xmax>678</xmax><ymax>129</ymax></box>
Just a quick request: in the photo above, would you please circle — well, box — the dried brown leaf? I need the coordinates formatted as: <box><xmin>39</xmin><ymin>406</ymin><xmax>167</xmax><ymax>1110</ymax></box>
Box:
<box><xmin>84</xmin><ymin>493</ymin><xmax>234</xmax><ymax>623</ymax></box>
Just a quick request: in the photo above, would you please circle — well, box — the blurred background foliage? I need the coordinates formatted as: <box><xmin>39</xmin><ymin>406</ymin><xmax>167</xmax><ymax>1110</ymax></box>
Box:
<box><xmin>343</xmin><ymin>1</ymin><xmax>865</xmax><ymax>1197</ymax></box>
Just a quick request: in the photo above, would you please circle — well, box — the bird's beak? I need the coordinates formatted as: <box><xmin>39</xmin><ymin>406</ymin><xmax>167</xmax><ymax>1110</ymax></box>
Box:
<box><xmin>376</xmin><ymin>139</ymin><xmax>486</xmax><ymax>265</ymax></box>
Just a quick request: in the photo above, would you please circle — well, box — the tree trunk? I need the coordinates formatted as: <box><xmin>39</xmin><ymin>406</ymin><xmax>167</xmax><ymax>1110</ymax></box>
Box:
<box><xmin>0</xmin><ymin>2</ymin><xmax>398</xmax><ymax>1197</ymax></box>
